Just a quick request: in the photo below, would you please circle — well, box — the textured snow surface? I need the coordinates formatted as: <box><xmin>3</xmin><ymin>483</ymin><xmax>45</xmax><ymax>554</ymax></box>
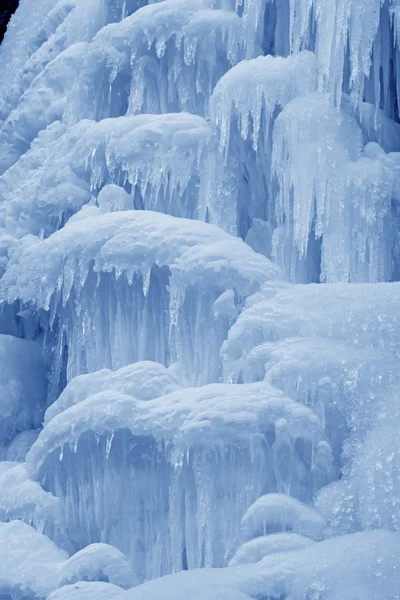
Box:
<box><xmin>1</xmin><ymin>0</ymin><xmax>400</xmax><ymax>598</ymax></box>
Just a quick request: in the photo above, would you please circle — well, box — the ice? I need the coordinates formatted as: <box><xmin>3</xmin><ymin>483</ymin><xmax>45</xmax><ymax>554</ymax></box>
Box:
<box><xmin>341</xmin><ymin>420</ymin><xmax>400</xmax><ymax>534</ymax></box>
<box><xmin>1</xmin><ymin>0</ymin><xmax>400</xmax><ymax>595</ymax></box>
<box><xmin>6</xmin><ymin>429</ymin><xmax>41</xmax><ymax>461</ymax></box>
<box><xmin>207</xmin><ymin>52</ymin><xmax>317</xmax><ymax>235</ymax></box>
<box><xmin>68</xmin><ymin>0</ymin><xmax>246</xmax><ymax>122</ymax></box>
<box><xmin>0</xmin><ymin>0</ymin><xmax>120</xmax><ymax>174</ymax></box>
<box><xmin>0</xmin><ymin>42</ymin><xmax>87</xmax><ymax>175</ymax></box>
<box><xmin>210</xmin><ymin>51</ymin><xmax>317</xmax><ymax>155</ymax></box>
<box><xmin>272</xmin><ymin>93</ymin><xmax>399</xmax><ymax>283</ymax></box>
<box><xmin>25</xmin><ymin>379</ymin><xmax>332</xmax><ymax>580</ymax></box>
<box><xmin>222</xmin><ymin>281</ymin><xmax>400</xmax><ymax>451</ymax></box>
<box><xmin>0</xmin><ymin>113</ymin><xmax>213</xmax><ymax>240</ymax></box>
<box><xmin>0</xmin><ymin>209</ymin><xmax>280</xmax><ymax>389</ymax></box>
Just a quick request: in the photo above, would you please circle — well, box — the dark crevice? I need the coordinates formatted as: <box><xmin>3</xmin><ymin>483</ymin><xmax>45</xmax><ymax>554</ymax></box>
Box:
<box><xmin>0</xmin><ymin>1</ymin><xmax>19</xmax><ymax>45</ymax></box>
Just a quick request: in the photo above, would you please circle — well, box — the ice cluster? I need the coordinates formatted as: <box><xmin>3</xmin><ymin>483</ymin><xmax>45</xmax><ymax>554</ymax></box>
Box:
<box><xmin>0</xmin><ymin>0</ymin><xmax>400</xmax><ymax>598</ymax></box>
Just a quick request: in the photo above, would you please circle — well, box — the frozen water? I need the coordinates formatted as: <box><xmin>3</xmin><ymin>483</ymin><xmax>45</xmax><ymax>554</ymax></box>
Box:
<box><xmin>0</xmin><ymin>113</ymin><xmax>213</xmax><ymax>239</ymax></box>
<box><xmin>1</xmin><ymin>208</ymin><xmax>280</xmax><ymax>391</ymax></box>
<box><xmin>25</xmin><ymin>377</ymin><xmax>332</xmax><ymax>579</ymax></box>
<box><xmin>1</xmin><ymin>0</ymin><xmax>400</xmax><ymax>597</ymax></box>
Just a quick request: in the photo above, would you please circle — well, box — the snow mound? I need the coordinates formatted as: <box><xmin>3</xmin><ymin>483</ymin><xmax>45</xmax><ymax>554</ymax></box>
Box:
<box><xmin>240</xmin><ymin>493</ymin><xmax>326</xmax><ymax>542</ymax></box>
<box><xmin>0</xmin><ymin>520</ymin><xmax>67</xmax><ymax>598</ymax></box>
<box><xmin>2</xmin><ymin>208</ymin><xmax>278</xmax><ymax>308</ymax></box>
<box><xmin>0</xmin><ymin>520</ymin><xmax>136</xmax><ymax>599</ymax></box>
<box><xmin>229</xmin><ymin>532</ymin><xmax>314</xmax><ymax>566</ymax></box>
<box><xmin>58</xmin><ymin>544</ymin><xmax>138</xmax><ymax>589</ymax></box>
<box><xmin>120</xmin><ymin>530</ymin><xmax>400</xmax><ymax>600</ymax></box>
<box><xmin>48</xmin><ymin>582</ymin><xmax>125</xmax><ymax>600</ymax></box>
<box><xmin>29</xmin><ymin>382</ymin><xmax>328</xmax><ymax>470</ymax></box>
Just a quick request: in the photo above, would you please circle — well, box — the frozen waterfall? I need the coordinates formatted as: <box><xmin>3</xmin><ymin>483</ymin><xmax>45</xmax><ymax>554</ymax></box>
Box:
<box><xmin>0</xmin><ymin>0</ymin><xmax>399</xmax><ymax>598</ymax></box>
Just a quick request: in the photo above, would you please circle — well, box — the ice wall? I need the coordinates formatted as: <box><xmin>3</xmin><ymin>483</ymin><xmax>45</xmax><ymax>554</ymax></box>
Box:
<box><xmin>0</xmin><ymin>0</ymin><xmax>400</xmax><ymax>598</ymax></box>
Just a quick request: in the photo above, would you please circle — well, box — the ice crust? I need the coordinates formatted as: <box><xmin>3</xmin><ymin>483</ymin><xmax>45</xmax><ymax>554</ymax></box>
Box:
<box><xmin>1</xmin><ymin>0</ymin><xmax>400</xmax><ymax>598</ymax></box>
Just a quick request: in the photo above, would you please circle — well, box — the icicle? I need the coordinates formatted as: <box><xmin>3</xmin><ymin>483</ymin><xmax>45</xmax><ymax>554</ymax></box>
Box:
<box><xmin>105</xmin><ymin>431</ymin><xmax>115</xmax><ymax>459</ymax></box>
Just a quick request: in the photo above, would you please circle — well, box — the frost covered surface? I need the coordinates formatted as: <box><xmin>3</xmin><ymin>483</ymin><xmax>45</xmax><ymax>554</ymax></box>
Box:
<box><xmin>1</xmin><ymin>0</ymin><xmax>400</xmax><ymax>598</ymax></box>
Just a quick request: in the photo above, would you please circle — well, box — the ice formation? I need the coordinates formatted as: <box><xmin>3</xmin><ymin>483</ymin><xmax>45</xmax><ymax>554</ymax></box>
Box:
<box><xmin>1</xmin><ymin>0</ymin><xmax>400</xmax><ymax>598</ymax></box>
